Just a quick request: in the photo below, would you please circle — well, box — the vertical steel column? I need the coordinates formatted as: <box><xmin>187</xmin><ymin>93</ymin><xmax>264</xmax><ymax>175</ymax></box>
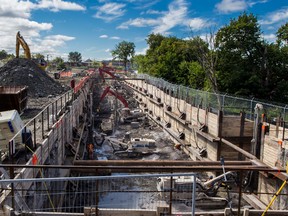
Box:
<box><xmin>237</xmin><ymin>172</ymin><xmax>243</xmax><ymax>216</ymax></box>
<box><xmin>56</xmin><ymin>99</ymin><xmax>58</xmax><ymax>116</ymax></box>
<box><xmin>9</xmin><ymin>166</ymin><xmax>15</xmax><ymax>210</ymax></box>
<box><xmin>52</xmin><ymin>102</ymin><xmax>55</xmax><ymax>124</ymax></box>
<box><xmin>169</xmin><ymin>175</ymin><xmax>173</xmax><ymax>215</ymax></box>
<box><xmin>61</xmin><ymin>95</ymin><xmax>63</xmax><ymax>110</ymax></box>
<box><xmin>41</xmin><ymin>112</ymin><xmax>44</xmax><ymax>139</ymax></box>
<box><xmin>47</xmin><ymin>105</ymin><xmax>50</xmax><ymax>130</ymax></box>
<box><xmin>95</xmin><ymin>169</ymin><xmax>99</xmax><ymax>216</ymax></box>
<box><xmin>192</xmin><ymin>174</ymin><xmax>196</xmax><ymax>216</ymax></box>
<box><xmin>33</xmin><ymin>119</ymin><xmax>36</xmax><ymax>148</ymax></box>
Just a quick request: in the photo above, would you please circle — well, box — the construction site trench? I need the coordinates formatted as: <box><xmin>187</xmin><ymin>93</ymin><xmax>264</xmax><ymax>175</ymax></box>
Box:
<box><xmin>57</xmin><ymin>76</ymin><xmax>244</xmax><ymax>215</ymax></box>
<box><xmin>1</xmin><ymin>61</ymin><xmax>288</xmax><ymax>215</ymax></box>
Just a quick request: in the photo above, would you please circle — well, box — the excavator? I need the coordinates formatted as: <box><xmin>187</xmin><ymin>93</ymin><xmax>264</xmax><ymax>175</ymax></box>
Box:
<box><xmin>98</xmin><ymin>68</ymin><xmax>117</xmax><ymax>83</ymax></box>
<box><xmin>16</xmin><ymin>31</ymin><xmax>47</xmax><ymax>71</ymax></box>
<box><xmin>99</xmin><ymin>67</ymin><xmax>118</xmax><ymax>83</ymax></box>
<box><xmin>99</xmin><ymin>86</ymin><xmax>129</xmax><ymax>108</ymax></box>
<box><xmin>99</xmin><ymin>86</ymin><xmax>146</xmax><ymax>123</ymax></box>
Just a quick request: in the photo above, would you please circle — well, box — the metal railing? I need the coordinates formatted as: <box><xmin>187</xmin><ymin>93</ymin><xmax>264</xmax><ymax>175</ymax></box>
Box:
<box><xmin>2</xmin><ymin>90</ymin><xmax>73</xmax><ymax>162</ymax></box>
<box><xmin>0</xmin><ymin>172</ymin><xmax>197</xmax><ymax>215</ymax></box>
<box><xmin>137</xmin><ymin>74</ymin><xmax>288</xmax><ymax>122</ymax></box>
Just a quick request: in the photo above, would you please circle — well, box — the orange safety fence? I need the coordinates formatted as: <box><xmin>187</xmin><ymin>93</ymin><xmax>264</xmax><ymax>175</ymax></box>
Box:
<box><xmin>60</xmin><ymin>71</ymin><xmax>72</xmax><ymax>77</ymax></box>
<box><xmin>74</xmin><ymin>76</ymin><xmax>89</xmax><ymax>93</ymax></box>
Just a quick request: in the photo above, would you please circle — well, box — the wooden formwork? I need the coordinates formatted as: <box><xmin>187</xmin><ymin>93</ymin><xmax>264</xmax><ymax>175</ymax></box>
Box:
<box><xmin>126</xmin><ymin>78</ymin><xmax>288</xmax><ymax>210</ymax></box>
<box><xmin>0</xmin><ymin>86</ymin><xmax>28</xmax><ymax>113</ymax></box>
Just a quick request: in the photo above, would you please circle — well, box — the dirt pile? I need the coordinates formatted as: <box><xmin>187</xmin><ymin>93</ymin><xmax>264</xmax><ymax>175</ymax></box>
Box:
<box><xmin>0</xmin><ymin>58</ymin><xmax>68</xmax><ymax>97</ymax></box>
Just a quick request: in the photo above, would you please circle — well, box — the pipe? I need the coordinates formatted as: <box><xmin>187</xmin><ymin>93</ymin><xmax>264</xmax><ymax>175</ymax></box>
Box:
<box><xmin>73</xmin><ymin>160</ymin><xmax>252</xmax><ymax>166</ymax></box>
<box><xmin>0</xmin><ymin>164</ymin><xmax>276</xmax><ymax>171</ymax></box>
<box><xmin>72</xmin><ymin>167</ymin><xmax>277</xmax><ymax>174</ymax></box>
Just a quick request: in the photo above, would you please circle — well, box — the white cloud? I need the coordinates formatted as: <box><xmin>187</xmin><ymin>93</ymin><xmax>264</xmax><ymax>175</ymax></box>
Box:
<box><xmin>132</xmin><ymin>0</ymin><xmax>160</xmax><ymax>9</ymax></box>
<box><xmin>105</xmin><ymin>49</ymin><xmax>110</xmax><ymax>52</ymax></box>
<box><xmin>135</xmin><ymin>46</ymin><xmax>148</xmax><ymax>55</ymax></box>
<box><xmin>100</xmin><ymin>34</ymin><xmax>108</xmax><ymax>38</ymax></box>
<box><xmin>32</xmin><ymin>34</ymin><xmax>75</xmax><ymax>54</ymax></box>
<box><xmin>117</xmin><ymin>0</ymin><xmax>199</xmax><ymax>35</ymax></box>
<box><xmin>110</xmin><ymin>36</ymin><xmax>120</xmax><ymax>40</ymax></box>
<box><xmin>0</xmin><ymin>0</ymin><xmax>34</xmax><ymax>18</ymax></box>
<box><xmin>146</xmin><ymin>9</ymin><xmax>165</xmax><ymax>15</ymax></box>
<box><xmin>34</xmin><ymin>0</ymin><xmax>86</xmax><ymax>12</ymax></box>
<box><xmin>188</xmin><ymin>18</ymin><xmax>210</xmax><ymax>31</ymax></box>
<box><xmin>94</xmin><ymin>3</ymin><xmax>126</xmax><ymax>22</ymax></box>
<box><xmin>259</xmin><ymin>8</ymin><xmax>288</xmax><ymax>25</ymax></box>
<box><xmin>99</xmin><ymin>35</ymin><xmax>120</xmax><ymax>40</ymax></box>
<box><xmin>215</xmin><ymin>0</ymin><xmax>248</xmax><ymax>14</ymax></box>
<box><xmin>248</xmin><ymin>0</ymin><xmax>268</xmax><ymax>7</ymax></box>
<box><xmin>152</xmin><ymin>0</ymin><xmax>188</xmax><ymax>34</ymax></box>
<box><xmin>117</xmin><ymin>18</ymin><xmax>160</xmax><ymax>29</ymax></box>
<box><xmin>262</xmin><ymin>33</ymin><xmax>276</xmax><ymax>42</ymax></box>
<box><xmin>0</xmin><ymin>0</ymin><xmax>84</xmax><ymax>55</ymax></box>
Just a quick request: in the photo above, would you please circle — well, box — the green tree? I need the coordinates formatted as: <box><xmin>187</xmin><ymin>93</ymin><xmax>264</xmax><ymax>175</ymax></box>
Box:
<box><xmin>277</xmin><ymin>22</ymin><xmax>288</xmax><ymax>46</ymax></box>
<box><xmin>132</xmin><ymin>55</ymin><xmax>148</xmax><ymax>73</ymax></box>
<box><xmin>179</xmin><ymin>61</ymin><xmax>206</xmax><ymax>90</ymax></box>
<box><xmin>0</xmin><ymin>50</ymin><xmax>8</xmax><ymax>60</ymax></box>
<box><xmin>51</xmin><ymin>57</ymin><xmax>66</xmax><ymax>70</ymax></box>
<box><xmin>111</xmin><ymin>41</ymin><xmax>135</xmax><ymax>71</ymax></box>
<box><xmin>33</xmin><ymin>53</ymin><xmax>45</xmax><ymax>60</ymax></box>
<box><xmin>216</xmin><ymin>12</ymin><xmax>264</xmax><ymax>97</ymax></box>
<box><xmin>68</xmin><ymin>51</ymin><xmax>82</xmax><ymax>65</ymax></box>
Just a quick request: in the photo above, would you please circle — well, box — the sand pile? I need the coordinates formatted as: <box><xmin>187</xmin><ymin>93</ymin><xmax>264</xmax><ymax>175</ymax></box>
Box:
<box><xmin>0</xmin><ymin>58</ymin><xmax>68</xmax><ymax>97</ymax></box>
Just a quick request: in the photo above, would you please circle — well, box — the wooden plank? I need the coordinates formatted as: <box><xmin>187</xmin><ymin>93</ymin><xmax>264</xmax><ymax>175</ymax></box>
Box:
<box><xmin>242</xmin><ymin>194</ymin><xmax>267</xmax><ymax>210</ymax></box>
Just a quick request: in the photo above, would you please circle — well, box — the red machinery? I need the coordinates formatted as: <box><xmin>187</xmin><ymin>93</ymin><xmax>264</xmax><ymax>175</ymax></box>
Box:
<box><xmin>99</xmin><ymin>86</ymin><xmax>129</xmax><ymax>108</ymax></box>
<box><xmin>98</xmin><ymin>64</ymin><xmax>118</xmax><ymax>83</ymax></box>
<box><xmin>99</xmin><ymin>67</ymin><xmax>116</xmax><ymax>83</ymax></box>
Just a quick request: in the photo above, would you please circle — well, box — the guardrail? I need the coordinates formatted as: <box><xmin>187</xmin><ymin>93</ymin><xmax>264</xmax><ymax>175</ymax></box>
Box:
<box><xmin>0</xmin><ymin>172</ymin><xmax>197</xmax><ymax>215</ymax></box>
<box><xmin>4</xmin><ymin>90</ymin><xmax>73</xmax><ymax>161</ymax></box>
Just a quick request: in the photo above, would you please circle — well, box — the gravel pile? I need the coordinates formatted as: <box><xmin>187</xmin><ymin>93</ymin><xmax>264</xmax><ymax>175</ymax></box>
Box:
<box><xmin>0</xmin><ymin>58</ymin><xmax>68</xmax><ymax>97</ymax></box>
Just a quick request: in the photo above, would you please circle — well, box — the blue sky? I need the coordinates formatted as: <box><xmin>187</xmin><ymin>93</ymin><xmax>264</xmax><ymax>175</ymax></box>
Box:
<box><xmin>0</xmin><ymin>0</ymin><xmax>287</xmax><ymax>61</ymax></box>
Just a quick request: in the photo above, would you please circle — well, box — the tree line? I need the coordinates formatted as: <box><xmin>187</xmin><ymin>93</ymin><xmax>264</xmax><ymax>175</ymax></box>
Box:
<box><xmin>133</xmin><ymin>13</ymin><xmax>288</xmax><ymax>104</ymax></box>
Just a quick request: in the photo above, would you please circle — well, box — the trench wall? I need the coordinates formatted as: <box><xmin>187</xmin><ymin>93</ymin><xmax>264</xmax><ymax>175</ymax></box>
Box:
<box><xmin>126</xmin><ymin>78</ymin><xmax>288</xmax><ymax>210</ymax></box>
<box><xmin>126</xmin><ymin>79</ymin><xmax>253</xmax><ymax>162</ymax></box>
<box><xmin>0</xmin><ymin>78</ymin><xmax>92</xmax><ymax>211</ymax></box>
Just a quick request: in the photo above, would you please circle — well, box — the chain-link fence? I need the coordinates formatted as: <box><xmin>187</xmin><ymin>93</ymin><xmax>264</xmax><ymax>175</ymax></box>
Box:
<box><xmin>0</xmin><ymin>173</ymin><xmax>202</xmax><ymax>215</ymax></box>
<box><xmin>137</xmin><ymin>74</ymin><xmax>288</xmax><ymax>122</ymax></box>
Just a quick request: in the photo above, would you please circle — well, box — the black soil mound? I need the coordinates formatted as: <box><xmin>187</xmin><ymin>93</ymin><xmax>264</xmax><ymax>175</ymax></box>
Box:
<box><xmin>0</xmin><ymin>58</ymin><xmax>68</xmax><ymax>97</ymax></box>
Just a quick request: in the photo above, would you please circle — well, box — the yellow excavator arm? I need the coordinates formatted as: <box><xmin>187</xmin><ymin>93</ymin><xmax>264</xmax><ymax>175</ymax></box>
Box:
<box><xmin>16</xmin><ymin>31</ymin><xmax>31</xmax><ymax>59</ymax></box>
<box><xmin>15</xmin><ymin>31</ymin><xmax>47</xmax><ymax>70</ymax></box>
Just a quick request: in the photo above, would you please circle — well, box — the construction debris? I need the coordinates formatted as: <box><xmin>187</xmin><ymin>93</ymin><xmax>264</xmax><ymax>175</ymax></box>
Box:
<box><xmin>0</xmin><ymin>58</ymin><xmax>68</xmax><ymax>98</ymax></box>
